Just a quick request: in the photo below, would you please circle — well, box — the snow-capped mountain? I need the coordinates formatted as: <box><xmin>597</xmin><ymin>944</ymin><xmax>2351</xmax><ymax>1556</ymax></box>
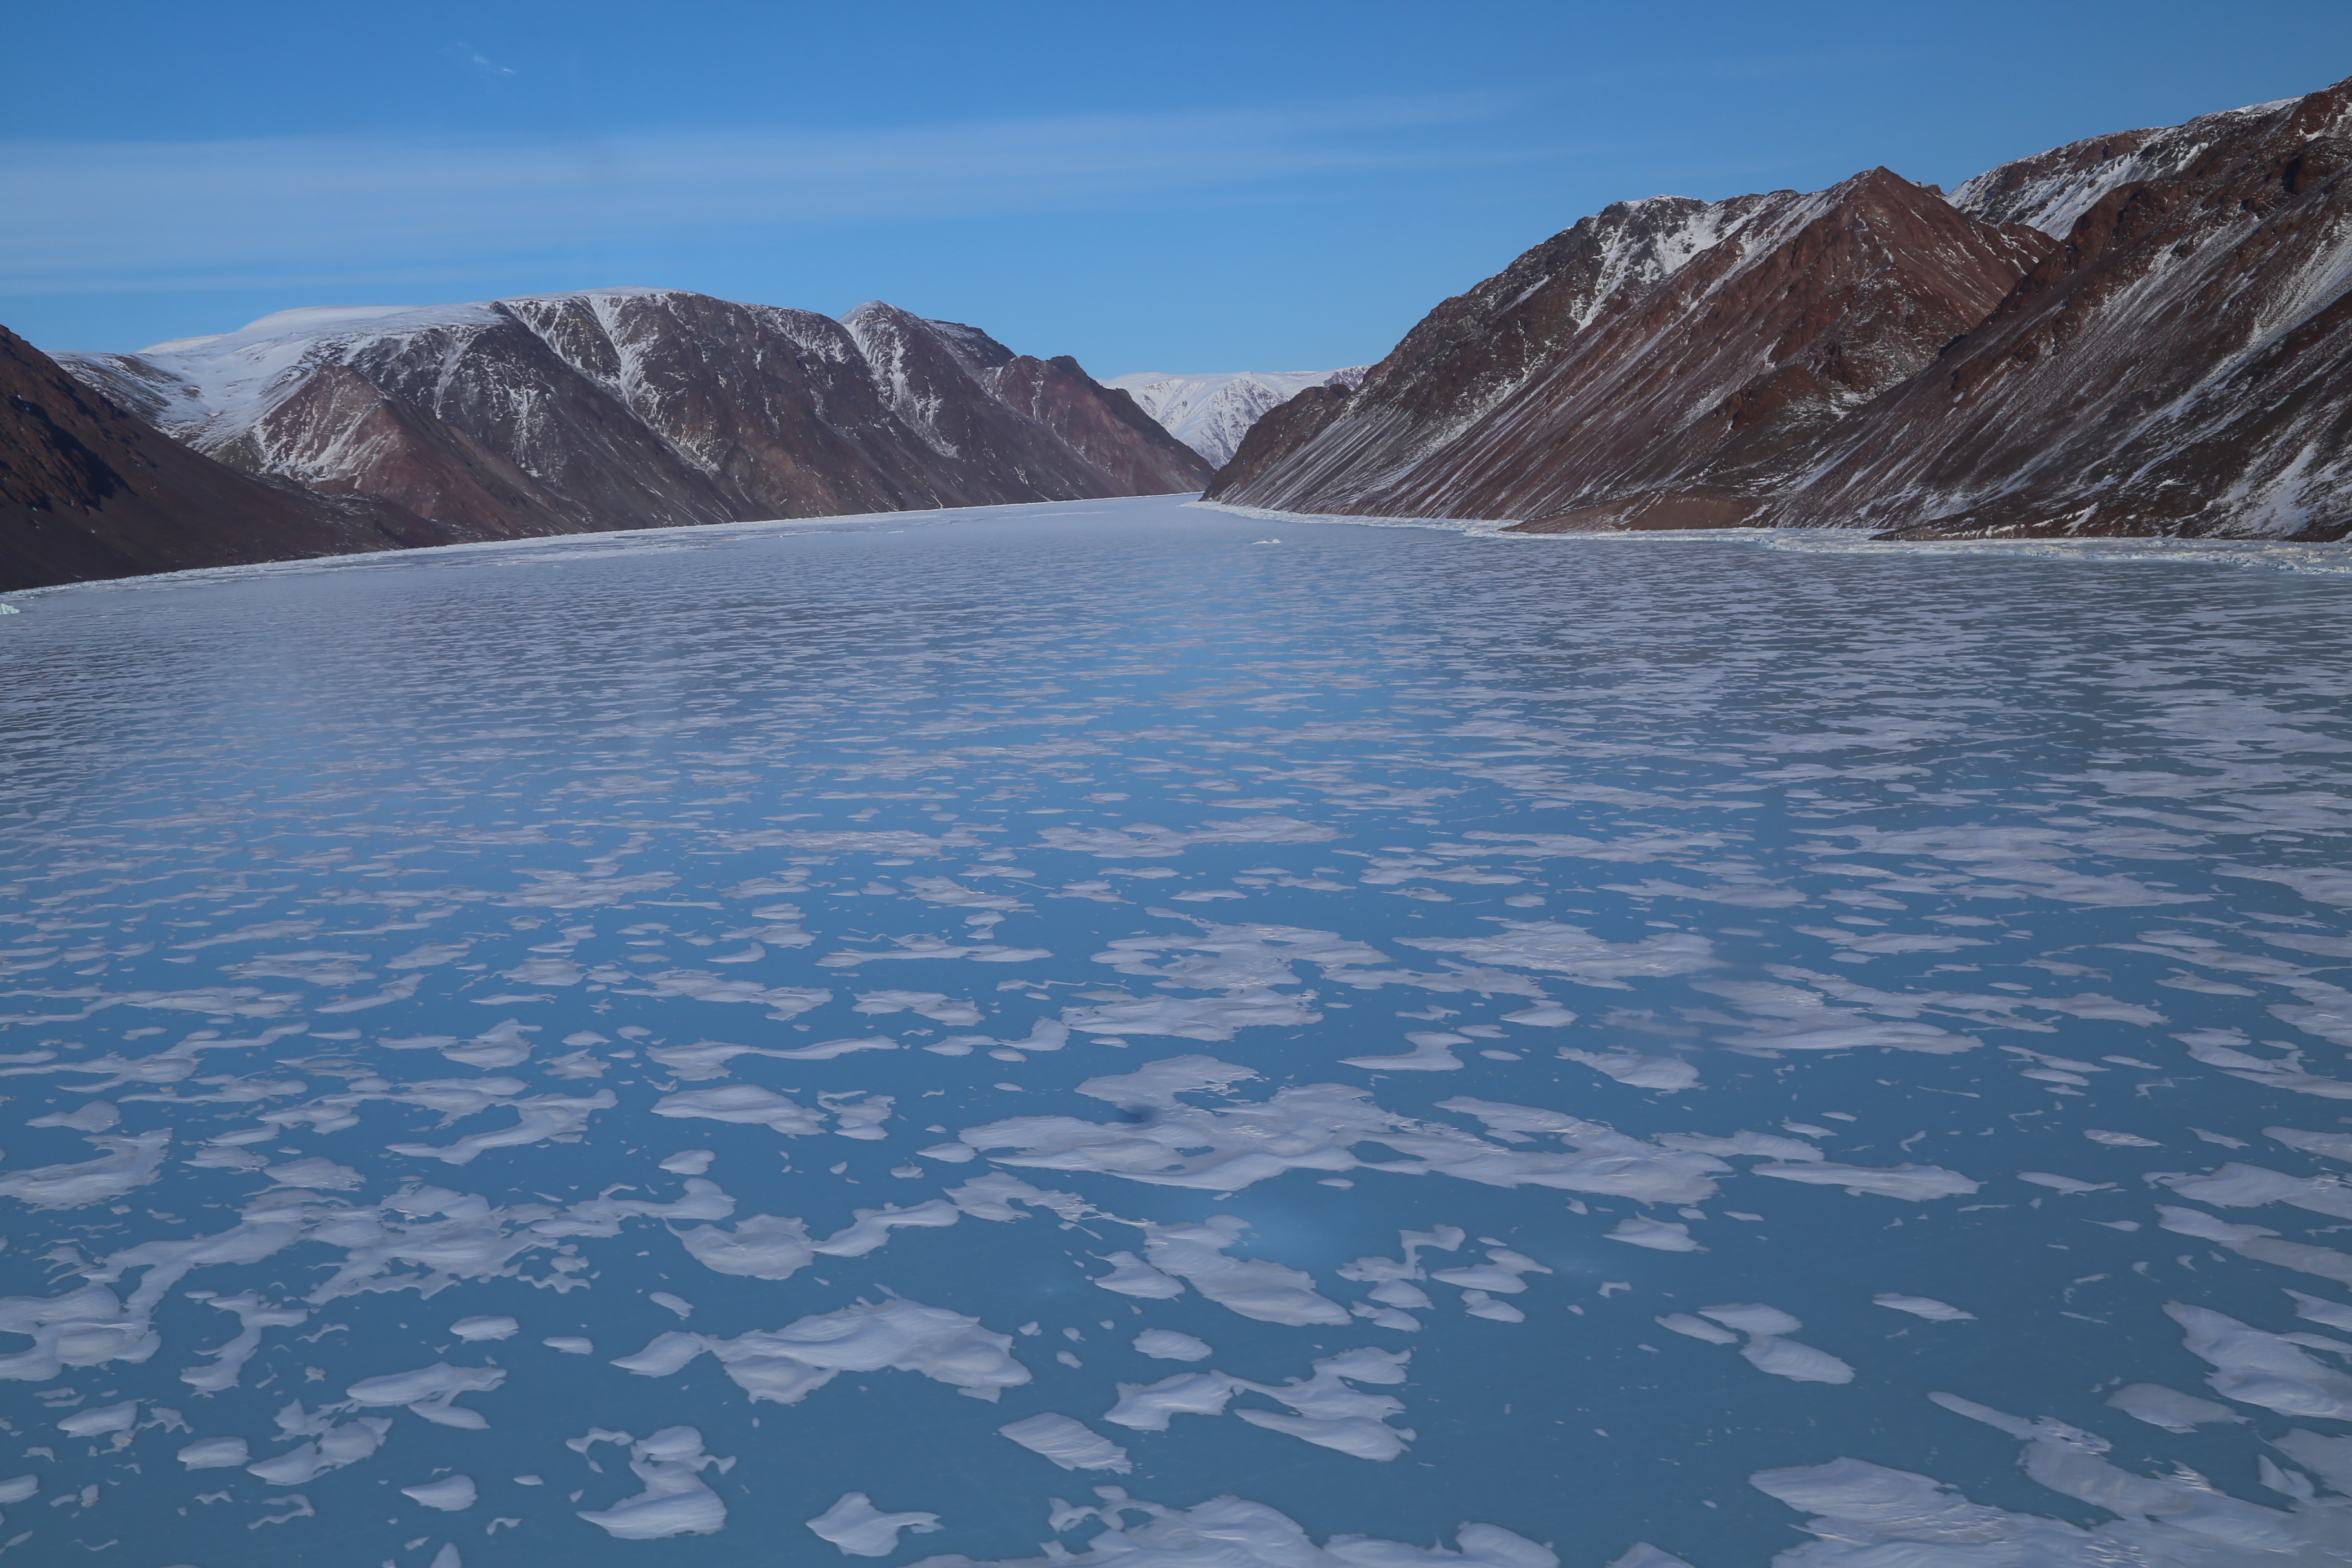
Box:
<box><xmin>0</xmin><ymin>324</ymin><xmax>485</xmax><ymax>591</ymax></box>
<box><xmin>1211</xmin><ymin>74</ymin><xmax>2352</xmax><ymax>540</ymax></box>
<box><xmin>55</xmin><ymin>289</ymin><xmax>1209</xmax><ymax>548</ymax></box>
<box><xmin>1104</xmin><ymin>369</ymin><xmax>1365</xmax><ymax>466</ymax></box>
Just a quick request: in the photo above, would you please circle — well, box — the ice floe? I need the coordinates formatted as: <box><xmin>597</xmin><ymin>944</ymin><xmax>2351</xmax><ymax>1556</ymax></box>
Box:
<box><xmin>573</xmin><ymin>1427</ymin><xmax>731</xmax><ymax>1540</ymax></box>
<box><xmin>612</xmin><ymin>1297</ymin><xmax>1029</xmax><ymax>1404</ymax></box>
<box><xmin>805</xmin><ymin>1491</ymin><xmax>943</xmax><ymax>1556</ymax></box>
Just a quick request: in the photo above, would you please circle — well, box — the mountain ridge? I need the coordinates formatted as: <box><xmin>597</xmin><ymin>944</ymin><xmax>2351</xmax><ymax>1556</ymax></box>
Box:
<box><xmin>1208</xmin><ymin>76</ymin><xmax>2352</xmax><ymax>541</ymax></box>
<box><xmin>50</xmin><ymin>287</ymin><xmax>1209</xmax><ymax>563</ymax></box>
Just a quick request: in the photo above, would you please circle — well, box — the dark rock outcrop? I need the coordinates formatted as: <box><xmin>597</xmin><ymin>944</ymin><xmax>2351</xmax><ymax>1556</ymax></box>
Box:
<box><xmin>0</xmin><ymin>326</ymin><xmax>475</xmax><ymax>593</ymax></box>
<box><xmin>52</xmin><ymin>288</ymin><xmax>1210</xmax><ymax>559</ymax></box>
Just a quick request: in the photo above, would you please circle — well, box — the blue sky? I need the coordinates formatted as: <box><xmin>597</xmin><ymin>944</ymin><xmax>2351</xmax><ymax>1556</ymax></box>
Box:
<box><xmin>6</xmin><ymin>1</ymin><xmax>2350</xmax><ymax>373</ymax></box>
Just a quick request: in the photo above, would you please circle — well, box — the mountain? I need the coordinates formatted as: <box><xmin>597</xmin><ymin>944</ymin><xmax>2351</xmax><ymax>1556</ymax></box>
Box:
<box><xmin>0</xmin><ymin>324</ymin><xmax>487</xmax><ymax>592</ymax></box>
<box><xmin>1206</xmin><ymin>173</ymin><xmax>2050</xmax><ymax>524</ymax></box>
<box><xmin>1104</xmin><ymin>368</ymin><xmax>1366</xmax><ymax>466</ymax></box>
<box><xmin>1210</xmin><ymin>77</ymin><xmax>2352</xmax><ymax>541</ymax></box>
<box><xmin>52</xmin><ymin>289</ymin><xmax>1210</xmax><ymax>549</ymax></box>
<box><xmin>1769</xmin><ymin>85</ymin><xmax>2352</xmax><ymax>540</ymax></box>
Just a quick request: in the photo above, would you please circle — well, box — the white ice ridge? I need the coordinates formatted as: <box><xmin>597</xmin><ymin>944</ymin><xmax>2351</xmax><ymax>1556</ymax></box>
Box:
<box><xmin>1104</xmin><ymin>1347</ymin><xmax>1416</xmax><ymax>1461</ymax></box>
<box><xmin>956</xmin><ymin>1054</ymin><xmax>1732</xmax><ymax>1202</ymax></box>
<box><xmin>954</xmin><ymin>1492</ymin><xmax>1555</xmax><ymax>1567</ymax></box>
<box><xmin>807</xmin><ymin>1491</ymin><xmax>943</xmax><ymax>1556</ymax></box>
<box><xmin>572</xmin><ymin>1427</ymin><xmax>732</xmax><ymax>1540</ymax></box>
<box><xmin>611</xmin><ymin>1297</ymin><xmax>1030</xmax><ymax>1405</ymax></box>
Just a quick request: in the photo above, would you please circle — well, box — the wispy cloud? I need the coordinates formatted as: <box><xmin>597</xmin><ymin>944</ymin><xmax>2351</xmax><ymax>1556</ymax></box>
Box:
<box><xmin>446</xmin><ymin>42</ymin><xmax>518</xmax><ymax>79</ymax></box>
<box><xmin>1</xmin><ymin>97</ymin><xmax>1538</xmax><ymax>297</ymax></box>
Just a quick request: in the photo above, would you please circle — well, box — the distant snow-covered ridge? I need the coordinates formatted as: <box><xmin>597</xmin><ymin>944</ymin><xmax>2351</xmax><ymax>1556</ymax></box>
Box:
<box><xmin>1105</xmin><ymin>368</ymin><xmax>1366</xmax><ymax>467</ymax></box>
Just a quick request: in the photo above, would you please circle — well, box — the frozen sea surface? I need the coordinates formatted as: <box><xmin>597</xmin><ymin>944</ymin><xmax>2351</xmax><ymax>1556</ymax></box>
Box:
<box><xmin>3</xmin><ymin>496</ymin><xmax>2351</xmax><ymax>1567</ymax></box>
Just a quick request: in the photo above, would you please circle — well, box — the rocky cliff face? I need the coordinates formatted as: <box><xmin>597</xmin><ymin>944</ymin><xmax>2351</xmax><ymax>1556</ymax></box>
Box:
<box><xmin>58</xmin><ymin>289</ymin><xmax>1210</xmax><ymax>546</ymax></box>
<box><xmin>1210</xmin><ymin>76</ymin><xmax>2352</xmax><ymax>541</ymax></box>
<box><xmin>0</xmin><ymin>326</ymin><xmax>480</xmax><ymax>592</ymax></box>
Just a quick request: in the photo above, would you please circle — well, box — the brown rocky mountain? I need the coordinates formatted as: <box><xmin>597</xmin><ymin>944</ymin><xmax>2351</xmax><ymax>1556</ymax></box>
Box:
<box><xmin>1772</xmin><ymin>83</ymin><xmax>2352</xmax><ymax>539</ymax></box>
<box><xmin>0</xmin><ymin>325</ymin><xmax>484</xmax><ymax>593</ymax></box>
<box><xmin>40</xmin><ymin>288</ymin><xmax>1207</xmax><ymax>578</ymax></box>
<box><xmin>1211</xmin><ymin>77</ymin><xmax>2352</xmax><ymax>541</ymax></box>
<box><xmin>1209</xmin><ymin>172</ymin><xmax>2052</xmax><ymax>526</ymax></box>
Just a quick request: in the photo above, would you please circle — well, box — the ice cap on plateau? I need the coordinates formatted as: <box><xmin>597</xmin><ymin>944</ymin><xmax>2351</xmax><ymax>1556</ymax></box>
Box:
<box><xmin>1104</xmin><ymin>368</ymin><xmax>1368</xmax><ymax>466</ymax></box>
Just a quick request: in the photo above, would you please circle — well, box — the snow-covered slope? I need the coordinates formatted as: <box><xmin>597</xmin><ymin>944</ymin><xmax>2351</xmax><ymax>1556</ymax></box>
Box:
<box><xmin>57</xmin><ymin>289</ymin><xmax>1211</xmax><ymax>539</ymax></box>
<box><xmin>1947</xmin><ymin>97</ymin><xmax>2296</xmax><ymax>237</ymax></box>
<box><xmin>1104</xmin><ymin>369</ymin><xmax>1365</xmax><ymax>466</ymax></box>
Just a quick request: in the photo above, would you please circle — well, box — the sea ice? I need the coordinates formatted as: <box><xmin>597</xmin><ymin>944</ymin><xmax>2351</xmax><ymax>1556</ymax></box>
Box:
<box><xmin>402</xmin><ymin>1475</ymin><xmax>478</xmax><ymax>1511</ymax></box>
<box><xmin>2105</xmin><ymin>1382</ymin><xmax>2240</xmax><ymax>1432</ymax></box>
<box><xmin>177</xmin><ymin>1436</ymin><xmax>250</xmax><ymax>1469</ymax></box>
<box><xmin>612</xmin><ymin>1297</ymin><xmax>1029</xmax><ymax>1405</ymax></box>
<box><xmin>1560</xmin><ymin>1049</ymin><xmax>1699</xmax><ymax>1090</ymax></box>
<box><xmin>1132</xmin><ymin>1328</ymin><xmax>1213</xmax><ymax>1361</ymax></box>
<box><xmin>805</xmin><ymin>1491</ymin><xmax>943</xmax><ymax>1557</ymax></box>
<box><xmin>678</xmin><ymin>1213</ymin><xmax>815</xmax><ymax>1280</ymax></box>
<box><xmin>997</xmin><ymin>1413</ymin><xmax>1131</xmax><ymax>1472</ymax></box>
<box><xmin>1749</xmin><ymin>1161</ymin><xmax>1979</xmax><ymax>1200</ymax></box>
<box><xmin>574</xmin><ymin>1428</ymin><xmax>730</xmax><ymax>1540</ymax></box>
<box><xmin>1606</xmin><ymin>1218</ymin><xmax>1701</xmax><ymax>1252</ymax></box>
<box><xmin>1872</xmin><ymin>1294</ymin><xmax>1974</xmax><ymax>1321</ymax></box>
